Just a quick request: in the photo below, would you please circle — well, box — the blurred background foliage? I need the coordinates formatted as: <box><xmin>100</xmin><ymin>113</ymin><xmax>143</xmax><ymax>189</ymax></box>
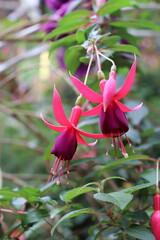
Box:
<box><xmin>0</xmin><ymin>0</ymin><xmax>160</xmax><ymax>239</ymax></box>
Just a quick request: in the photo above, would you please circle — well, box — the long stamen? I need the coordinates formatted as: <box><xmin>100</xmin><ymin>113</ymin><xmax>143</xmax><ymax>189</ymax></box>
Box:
<box><xmin>125</xmin><ymin>134</ymin><xmax>135</xmax><ymax>154</ymax></box>
<box><xmin>112</xmin><ymin>137</ymin><xmax>117</xmax><ymax>159</ymax></box>
<box><xmin>119</xmin><ymin>136</ymin><xmax>128</xmax><ymax>158</ymax></box>
<box><xmin>94</xmin><ymin>45</ymin><xmax>102</xmax><ymax>71</ymax></box>
<box><xmin>66</xmin><ymin>160</ymin><xmax>71</xmax><ymax>185</ymax></box>
<box><xmin>51</xmin><ymin>157</ymin><xmax>61</xmax><ymax>179</ymax></box>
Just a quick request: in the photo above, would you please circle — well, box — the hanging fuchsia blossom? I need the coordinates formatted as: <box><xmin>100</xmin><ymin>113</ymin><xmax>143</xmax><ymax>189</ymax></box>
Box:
<box><xmin>151</xmin><ymin>194</ymin><xmax>160</xmax><ymax>240</ymax></box>
<box><xmin>41</xmin><ymin>87</ymin><xmax>104</xmax><ymax>183</ymax></box>
<box><xmin>70</xmin><ymin>55</ymin><xmax>142</xmax><ymax>157</ymax></box>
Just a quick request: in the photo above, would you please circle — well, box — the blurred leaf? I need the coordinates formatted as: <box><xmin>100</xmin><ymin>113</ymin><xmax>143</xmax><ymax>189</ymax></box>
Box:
<box><xmin>58</xmin><ymin>10</ymin><xmax>90</xmax><ymax>26</ymax></box>
<box><xmin>49</xmin><ymin>35</ymin><xmax>76</xmax><ymax>57</ymax></box>
<box><xmin>110</xmin><ymin>20</ymin><xmax>160</xmax><ymax>31</ymax></box>
<box><xmin>76</xmin><ymin>29</ymin><xmax>86</xmax><ymax>44</ymax></box>
<box><xmin>125</xmin><ymin>225</ymin><xmax>155</xmax><ymax>240</ymax></box>
<box><xmin>108</xmin><ymin>44</ymin><xmax>140</xmax><ymax>56</ymax></box>
<box><xmin>141</xmin><ymin>168</ymin><xmax>160</xmax><ymax>185</ymax></box>
<box><xmin>51</xmin><ymin>208</ymin><xmax>93</xmax><ymax>235</ymax></box>
<box><xmin>97</xmin><ymin>0</ymin><xmax>132</xmax><ymax>16</ymax></box>
<box><xmin>94</xmin><ymin>192</ymin><xmax>133</xmax><ymax>210</ymax></box>
<box><xmin>45</xmin><ymin>20</ymin><xmax>91</xmax><ymax>40</ymax></box>
<box><xmin>21</xmin><ymin>209</ymin><xmax>49</xmax><ymax>226</ymax></box>
<box><xmin>124</xmin><ymin>210</ymin><xmax>149</xmax><ymax>222</ymax></box>
<box><xmin>99</xmin><ymin>155</ymin><xmax>149</xmax><ymax>174</ymax></box>
<box><xmin>65</xmin><ymin>187</ymin><xmax>97</xmax><ymax>203</ymax></box>
<box><xmin>102</xmin><ymin>35</ymin><xmax>121</xmax><ymax>47</ymax></box>
<box><xmin>65</xmin><ymin>45</ymin><xmax>86</xmax><ymax>73</ymax></box>
<box><xmin>50</xmin><ymin>206</ymin><xmax>66</xmax><ymax>219</ymax></box>
<box><xmin>121</xmin><ymin>183</ymin><xmax>153</xmax><ymax>194</ymax></box>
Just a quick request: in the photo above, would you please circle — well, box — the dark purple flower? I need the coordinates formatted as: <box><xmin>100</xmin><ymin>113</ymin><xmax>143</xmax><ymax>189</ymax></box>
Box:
<box><xmin>51</xmin><ymin>127</ymin><xmax>77</xmax><ymax>160</ymax></box>
<box><xmin>45</xmin><ymin>0</ymin><xmax>71</xmax><ymax>11</ymax></box>
<box><xmin>40</xmin><ymin>21</ymin><xmax>57</xmax><ymax>34</ymax></box>
<box><xmin>99</xmin><ymin>101</ymin><xmax>129</xmax><ymax>135</ymax></box>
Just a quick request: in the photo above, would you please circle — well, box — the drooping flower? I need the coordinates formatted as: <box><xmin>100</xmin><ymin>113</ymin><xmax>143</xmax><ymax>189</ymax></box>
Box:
<box><xmin>41</xmin><ymin>87</ymin><xmax>104</xmax><ymax>183</ymax></box>
<box><xmin>70</xmin><ymin>55</ymin><xmax>142</xmax><ymax>157</ymax></box>
<box><xmin>151</xmin><ymin>194</ymin><xmax>160</xmax><ymax>240</ymax></box>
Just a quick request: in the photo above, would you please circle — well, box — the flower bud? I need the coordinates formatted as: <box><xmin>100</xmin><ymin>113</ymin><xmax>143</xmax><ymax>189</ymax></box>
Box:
<box><xmin>97</xmin><ymin>70</ymin><xmax>105</xmax><ymax>80</ymax></box>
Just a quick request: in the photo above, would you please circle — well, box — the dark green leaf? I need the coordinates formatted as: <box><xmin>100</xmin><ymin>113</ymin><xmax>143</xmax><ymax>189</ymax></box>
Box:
<box><xmin>49</xmin><ymin>34</ymin><xmax>76</xmax><ymax>57</ymax></box>
<box><xmin>124</xmin><ymin>210</ymin><xmax>149</xmax><ymax>222</ymax></box>
<box><xmin>121</xmin><ymin>183</ymin><xmax>153</xmax><ymax>194</ymax></box>
<box><xmin>141</xmin><ymin>168</ymin><xmax>160</xmax><ymax>184</ymax></box>
<box><xmin>97</xmin><ymin>0</ymin><xmax>132</xmax><ymax>16</ymax></box>
<box><xmin>65</xmin><ymin>187</ymin><xmax>97</xmax><ymax>203</ymax></box>
<box><xmin>51</xmin><ymin>208</ymin><xmax>93</xmax><ymax>235</ymax></box>
<box><xmin>125</xmin><ymin>225</ymin><xmax>155</xmax><ymax>240</ymax></box>
<box><xmin>58</xmin><ymin>10</ymin><xmax>90</xmax><ymax>26</ymax></box>
<box><xmin>108</xmin><ymin>44</ymin><xmax>140</xmax><ymax>56</ymax></box>
<box><xmin>94</xmin><ymin>192</ymin><xmax>133</xmax><ymax>210</ymax></box>
<box><xmin>45</xmin><ymin>20</ymin><xmax>90</xmax><ymax>40</ymax></box>
<box><xmin>110</xmin><ymin>20</ymin><xmax>160</xmax><ymax>31</ymax></box>
<box><xmin>22</xmin><ymin>209</ymin><xmax>49</xmax><ymax>226</ymax></box>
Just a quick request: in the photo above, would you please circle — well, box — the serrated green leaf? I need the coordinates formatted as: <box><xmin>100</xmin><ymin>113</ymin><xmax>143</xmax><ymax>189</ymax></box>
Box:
<box><xmin>45</xmin><ymin>20</ymin><xmax>90</xmax><ymax>40</ymax></box>
<box><xmin>99</xmin><ymin>155</ymin><xmax>149</xmax><ymax>175</ymax></box>
<box><xmin>49</xmin><ymin>34</ymin><xmax>76</xmax><ymax>57</ymax></box>
<box><xmin>94</xmin><ymin>192</ymin><xmax>133</xmax><ymax>210</ymax></box>
<box><xmin>110</xmin><ymin>20</ymin><xmax>160</xmax><ymax>31</ymax></box>
<box><xmin>121</xmin><ymin>183</ymin><xmax>153</xmax><ymax>194</ymax></box>
<box><xmin>65</xmin><ymin>187</ymin><xmax>97</xmax><ymax>203</ymax></box>
<box><xmin>58</xmin><ymin>10</ymin><xmax>90</xmax><ymax>26</ymax></box>
<box><xmin>125</xmin><ymin>225</ymin><xmax>155</xmax><ymax>240</ymax></box>
<box><xmin>76</xmin><ymin>29</ymin><xmax>86</xmax><ymax>44</ymax></box>
<box><xmin>108</xmin><ymin>44</ymin><xmax>140</xmax><ymax>56</ymax></box>
<box><xmin>97</xmin><ymin>0</ymin><xmax>132</xmax><ymax>16</ymax></box>
<box><xmin>102</xmin><ymin>35</ymin><xmax>121</xmax><ymax>46</ymax></box>
<box><xmin>51</xmin><ymin>208</ymin><xmax>93</xmax><ymax>235</ymax></box>
<box><xmin>65</xmin><ymin>45</ymin><xmax>86</xmax><ymax>73</ymax></box>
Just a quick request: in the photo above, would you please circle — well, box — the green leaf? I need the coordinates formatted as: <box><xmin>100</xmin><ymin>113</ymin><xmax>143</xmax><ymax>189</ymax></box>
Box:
<box><xmin>102</xmin><ymin>35</ymin><xmax>121</xmax><ymax>47</ymax></box>
<box><xmin>51</xmin><ymin>208</ymin><xmax>93</xmax><ymax>235</ymax></box>
<box><xmin>97</xmin><ymin>0</ymin><xmax>132</xmax><ymax>16</ymax></box>
<box><xmin>110</xmin><ymin>20</ymin><xmax>160</xmax><ymax>31</ymax></box>
<box><xmin>65</xmin><ymin>45</ymin><xmax>86</xmax><ymax>73</ymax></box>
<box><xmin>124</xmin><ymin>210</ymin><xmax>149</xmax><ymax>222</ymax></box>
<box><xmin>121</xmin><ymin>183</ymin><xmax>153</xmax><ymax>194</ymax></box>
<box><xmin>58</xmin><ymin>10</ymin><xmax>90</xmax><ymax>26</ymax></box>
<box><xmin>76</xmin><ymin>29</ymin><xmax>86</xmax><ymax>44</ymax></box>
<box><xmin>108</xmin><ymin>44</ymin><xmax>140</xmax><ymax>56</ymax></box>
<box><xmin>45</xmin><ymin>20</ymin><xmax>90</xmax><ymax>40</ymax></box>
<box><xmin>65</xmin><ymin>187</ymin><xmax>97</xmax><ymax>203</ymax></box>
<box><xmin>22</xmin><ymin>209</ymin><xmax>49</xmax><ymax>226</ymax></box>
<box><xmin>141</xmin><ymin>168</ymin><xmax>160</xmax><ymax>184</ymax></box>
<box><xmin>99</xmin><ymin>155</ymin><xmax>149</xmax><ymax>175</ymax></box>
<box><xmin>125</xmin><ymin>225</ymin><xmax>155</xmax><ymax>240</ymax></box>
<box><xmin>94</xmin><ymin>192</ymin><xmax>133</xmax><ymax>210</ymax></box>
<box><xmin>50</xmin><ymin>206</ymin><xmax>66</xmax><ymax>219</ymax></box>
<box><xmin>49</xmin><ymin>34</ymin><xmax>76</xmax><ymax>57</ymax></box>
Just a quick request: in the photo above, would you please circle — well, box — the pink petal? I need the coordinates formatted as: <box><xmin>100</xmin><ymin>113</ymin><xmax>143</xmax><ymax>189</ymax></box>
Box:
<box><xmin>103</xmin><ymin>77</ymin><xmax>117</xmax><ymax>111</ymax></box>
<box><xmin>70</xmin><ymin>73</ymin><xmax>102</xmax><ymax>103</ymax></box>
<box><xmin>115</xmin><ymin>101</ymin><xmax>143</xmax><ymax>112</ymax></box>
<box><xmin>82</xmin><ymin>104</ymin><xmax>102</xmax><ymax>116</ymax></box>
<box><xmin>76</xmin><ymin>133</ymin><xmax>97</xmax><ymax>146</ymax></box>
<box><xmin>75</xmin><ymin>127</ymin><xmax>106</xmax><ymax>139</ymax></box>
<box><xmin>114</xmin><ymin>55</ymin><xmax>137</xmax><ymax>100</ymax></box>
<box><xmin>53</xmin><ymin>87</ymin><xmax>71</xmax><ymax>126</ymax></box>
<box><xmin>40</xmin><ymin>113</ymin><xmax>66</xmax><ymax>132</ymax></box>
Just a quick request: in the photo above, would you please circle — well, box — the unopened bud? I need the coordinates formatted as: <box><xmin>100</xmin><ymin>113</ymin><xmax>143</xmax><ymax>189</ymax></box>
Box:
<box><xmin>97</xmin><ymin>70</ymin><xmax>105</xmax><ymax>80</ymax></box>
<box><xmin>75</xmin><ymin>95</ymin><xmax>83</xmax><ymax>106</ymax></box>
<box><xmin>111</xmin><ymin>64</ymin><xmax>116</xmax><ymax>72</ymax></box>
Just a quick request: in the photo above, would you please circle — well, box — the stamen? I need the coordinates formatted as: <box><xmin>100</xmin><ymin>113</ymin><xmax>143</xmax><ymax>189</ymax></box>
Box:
<box><xmin>119</xmin><ymin>136</ymin><xmax>128</xmax><ymax>158</ymax></box>
<box><xmin>106</xmin><ymin>139</ymin><xmax>110</xmax><ymax>156</ymax></box>
<box><xmin>50</xmin><ymin>157</ymin><xmax>61</xmax><ymax>180</ymax></box>
<box><xmin>66</xmin><ymin>160</ymin><xmax>71</xmax><ymax>185</ymax></box>
<box><xmin>125</xmin><ymin>134</ymin><xmax>135</xmax><ymax>153</ymax></box>
<box><xmin>112</xmin><ymin>137</ymin><xmax>117</xmax><ymax>159</ymax></box>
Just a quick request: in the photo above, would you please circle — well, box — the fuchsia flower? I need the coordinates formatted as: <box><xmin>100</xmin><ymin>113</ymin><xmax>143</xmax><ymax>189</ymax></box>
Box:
<box><xmin>70</xmin><ymin>55</ymin><xmax>143</xmax><ymax>157</ymax></box>
<box><xmin>41</xmin><ymin>87</ymin><xmax>104</xmax><ymax>183</ymax></box>
<box><xmin>151</xmin><ymin>194</ymin><xmax>160</xmax><ymax>240</ymax></box>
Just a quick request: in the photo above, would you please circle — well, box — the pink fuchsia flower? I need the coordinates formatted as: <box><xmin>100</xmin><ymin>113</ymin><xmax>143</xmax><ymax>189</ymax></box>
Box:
<box><xmin>41</xmin><ymin>87</ymin><xmax>104</xmax><ymax>184</ymax></box>
<box><xmin>70</xmin><ymin>55</ymin><xmax>142</xmax><ymax>157</ymax></box>
<box><xmin>151</xmin><ymin>194</ymin><xmax>160</xmax><ymax>240</ymax></box>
